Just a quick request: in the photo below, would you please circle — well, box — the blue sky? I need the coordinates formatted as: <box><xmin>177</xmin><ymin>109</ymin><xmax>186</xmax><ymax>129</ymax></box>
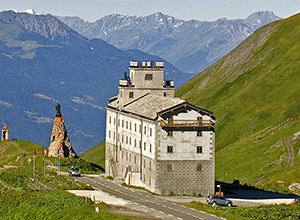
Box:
<box><xmin>1</xmin><ymin>0</ymin><xmax>299</xmax><ymax>22</ymax></box>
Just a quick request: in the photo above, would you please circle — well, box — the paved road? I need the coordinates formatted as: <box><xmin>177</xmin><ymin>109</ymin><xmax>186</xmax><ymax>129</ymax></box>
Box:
<box><xmin>76</xmin><ymin>175</ymin><xmax>225</xmax><ymax>220</ymax></box>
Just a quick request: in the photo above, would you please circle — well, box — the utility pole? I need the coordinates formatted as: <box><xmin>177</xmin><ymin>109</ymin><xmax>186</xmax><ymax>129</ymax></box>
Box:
<box><xmin>33</xmin><ymin>150</ymin><xmax>36</xmax><ymax>177</ymax></box>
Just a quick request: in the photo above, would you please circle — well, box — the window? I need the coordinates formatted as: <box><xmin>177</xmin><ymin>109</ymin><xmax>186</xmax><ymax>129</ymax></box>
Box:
<box><xmin>122</xmin><ymin>135</ymin><xmax>124</xmax><ymax>143</ymax></box>
<box><xmin>109</xmin><ymin>116</ymin><xmax>111</xmax><ymax>124</ymax></box>
<box><xmin>109</xmin><ymin>130</ymin><xmax>111</xmax><ymax>138</ymax></box>
<box><xmin>126</xmin><ymin>121</ymin><xmax>128</xmax><ymax>129</ymax></box>
<box><xmin>114</xmin><ymin>117</ymin><xmax>116</xmax><ymax>125</ymax></box>
<box><xmin>135</xmin><ymin>123</ymin><xmax>137</xmax><ymax>131</ymax></box>
<box><xmin>167</xmin><ymin>131</ymin><xmax>173</xmax><ymax>136</ymax></box>
<box><xmin>134</xmin><ymin>155</ymin><xmax>136</xmax><ymax>164</ymax></box>
<box><xmin>197</xmin><ymin>131</ymin><xmax>202</xmax><ymax>136</ymax></box>
<box><xmin>129</xmin><ymin>137</ymin><xmax>131</xmax><ymax>145</ymax></box>
<box><xmin>150</xmin><ymin>144</ymin><xmax>152</xmax><ymax>153</ymax></box>
<box><xmin>167</xmin><ymin>164</ymin><xmax>172</xmax><ymax>171</ymax></box>
<box><xmin>134</xmin><ymin>139</ymin><xmax>137</xmax><ymax>147</ymax></box>
<box><xmin>144</xmin><ymin>142</ymin><xmax>146</xmax><ymax>151</ymax></box>
<box><xmin>149</xmin><ymin>177</ymin><xmax>151</xmax><ymax>186</ymax></box>
<box><xmin>126</xmin><ymin>136</ymin><xmax>128</xmax><ymax>144</ymax></box>
<box><xmin>145</xmin><ymin>74</ymin><xmax>153</xmax><ymax>80</ymax></box>
<box><xmin>130</xmin><ymin>122</ymin><xmax>132</xmax><ymax>130</ymax></box>
<box><xmin>196</xmin><ymin>163</ymin><xmax>203</xmax><ymax>171</ymax></box>
<box><xmin>129</xmin><ymin>92</ymin><xmax>134</xmax><ymax>98</ymax></box>
<box><xmin>197</xmin><ymin>117</ymin><xmax>203</xmax><ymax>125</ymax></box>
<box><xmin>122</xmin><ymin>120</ymin><xmax>124</xmax><ymax>128</ymax></box>
<box><xmin>197</xmin><ymin>146</ymin><xmax>203</xmax><ymax>154</ymax></box>
<box><xmin>144</xmin><ymin>159</ymin><xmax>146</xmax><ymax>168</ymax></box>
<box><xmin>126</xmin><ymin>152</ymin><xmax>128</xmax><ymax>161</ymax></box>
<box><xmin>139</xmin><ymin>141</ymin><xmax>141</xmax><ymax>149</ymax></box>
<box><xmin>113</xmin><ymin>132</ymin><xmax>115</xmax><ymax>140</ymax></box>
<box><xmin>149</xmin><ymin>161</ymin><xmax>151</xmax><ymax>170</ymax></box>
<box><xmin>150</xmin><ymin>128</ymin><xmax>152</xmax><ymax>137</ymax></box>
<box><xmin>144</xmin><ymin>126</ymin><xmax>146</xmax><ymax>135</ymax></box>
<box><xmin>129</xmin><ymin>154</ymin><xmax>131</xmax><ymax>162</ymax></box>
<box><xmin>143</xmin><ymin>174</ymin><xmax>146</xmax><ymax>182</ymax></box>
<box><xmin>167</xmin><ymin>146</ymin><xmax>173</xmax><ymax>153</ymax></box>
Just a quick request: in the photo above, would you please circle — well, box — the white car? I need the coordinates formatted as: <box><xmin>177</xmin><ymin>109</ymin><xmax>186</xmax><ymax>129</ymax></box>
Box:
<box><xmin>69</xmin><ymin>167</ymin><xmax>81</xmax><ymax>176</ymax></box>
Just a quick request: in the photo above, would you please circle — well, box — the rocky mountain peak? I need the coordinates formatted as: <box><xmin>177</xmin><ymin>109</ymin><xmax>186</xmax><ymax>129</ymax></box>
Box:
<box><xmin>1</xmin><ymin>10</ymin><xmax>85</xmax><ymax>43</ymax></box>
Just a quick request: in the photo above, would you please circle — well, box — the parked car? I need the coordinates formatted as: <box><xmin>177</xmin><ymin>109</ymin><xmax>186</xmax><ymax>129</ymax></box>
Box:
<box><xmin>206</xmin><ymin>194</ymin><xmax>233</xmax><ymax>206</ymax></box>
<box><xmin>69</xmin><ymin>167</ymin><xmax>81</xmax><ymax>176</ymax></box>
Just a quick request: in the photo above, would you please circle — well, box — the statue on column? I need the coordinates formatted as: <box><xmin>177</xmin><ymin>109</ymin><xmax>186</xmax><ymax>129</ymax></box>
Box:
<box><xmin>56</xmin><ymin>103</ymin><xmax>62</xmax><ymax>117</ymax></box>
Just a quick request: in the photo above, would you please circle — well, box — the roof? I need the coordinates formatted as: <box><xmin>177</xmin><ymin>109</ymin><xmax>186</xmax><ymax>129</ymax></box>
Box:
<box><xmin>107</xmin><ymin>94</ymin><xmax>214</xmax><ymax>120</ymax></box>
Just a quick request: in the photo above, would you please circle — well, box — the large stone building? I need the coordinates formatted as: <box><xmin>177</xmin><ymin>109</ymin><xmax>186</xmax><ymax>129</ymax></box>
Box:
<box><xmin>105</xmin><ymin>61</ymin><xmax>215</xmax><ymax>196</ymax></box>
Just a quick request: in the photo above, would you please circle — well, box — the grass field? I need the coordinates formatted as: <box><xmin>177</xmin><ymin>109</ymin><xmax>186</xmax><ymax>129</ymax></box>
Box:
<box><xmin>0</xmin><ymin>167</ymin><xmax>134</xmax><ymax>220</ymax></box>
<box><xmin>80</xmin><ymin>141</ymin><xmax>105</xmax><ymax>168</ymax></box>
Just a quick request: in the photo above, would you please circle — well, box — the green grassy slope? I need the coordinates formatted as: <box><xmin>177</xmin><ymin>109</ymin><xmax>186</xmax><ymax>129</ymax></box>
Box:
<box><xmin>0</xmin><ymin>167</ymin><xmax>132</xmax><ymax>220</ymax></box>
<box><xmin>176</xmin><ymin>13</ymin><xmax>300</xmax><ymax>191</ymax></box>
<box><xmin>80</xmin><ymin>141</ymin><xmax>105</xmax><ymax>168</ymax></box>
<box><xmin>0</xmin><ymin>140</ymin><xmax>46</xmax><ymax>167</ymax></box>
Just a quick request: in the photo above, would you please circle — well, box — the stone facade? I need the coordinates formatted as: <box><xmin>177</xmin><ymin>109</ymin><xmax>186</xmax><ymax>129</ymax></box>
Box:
<box><xmin>1</xmin><ymin>123</ymin><xmax>9</xmax><ymax>141</ymax></box>
<box><xmin>105</xmin><ymin>61</ymin><xmax>215</xmax><ymax>196</ymax></box>
<box><xmin>48</xmin><ymin>117</ymin><xmax>76</xmax><ymax>157</ymax></box>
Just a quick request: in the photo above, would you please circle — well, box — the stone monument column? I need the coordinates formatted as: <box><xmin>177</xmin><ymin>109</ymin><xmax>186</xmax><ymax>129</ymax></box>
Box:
<box><xmin>1</xmin><ymin>123</ymin><xmax>9</xmax><ymax>141</ymax></box>
<box><xmin>48</xmin><ymin>103</ymin><xmax>77</xmax><ymax>157</ymax></box>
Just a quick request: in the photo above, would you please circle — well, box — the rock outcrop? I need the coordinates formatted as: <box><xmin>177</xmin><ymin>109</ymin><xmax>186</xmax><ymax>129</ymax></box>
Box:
<box><xmin>48</xmin><ymin>116</ymin><xmax>76</xmax><ymax>158</ymax></box>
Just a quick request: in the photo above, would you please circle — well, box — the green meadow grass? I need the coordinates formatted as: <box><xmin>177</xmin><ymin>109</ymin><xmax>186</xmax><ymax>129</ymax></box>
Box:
<box><xmin>80</xmin><ymin>141</ymin><xmax>105</xmax><ymax>168</ymax></box>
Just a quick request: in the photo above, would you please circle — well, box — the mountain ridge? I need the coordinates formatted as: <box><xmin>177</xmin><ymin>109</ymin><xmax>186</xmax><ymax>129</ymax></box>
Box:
<box><xmin>57</xmin><ymin>11</ymin><xmax>281</xmax><ymax>73</ymax></box>
<box><xmin>0</xmin><ymin>10</ymin><xmax>186</xmax><ymax>154</ymax></box>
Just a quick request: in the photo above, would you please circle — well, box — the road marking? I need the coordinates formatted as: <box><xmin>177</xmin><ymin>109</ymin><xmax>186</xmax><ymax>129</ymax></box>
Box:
<box><xmin>142</xmin><ymin>205</ymin><xmax>147</xmax><ymax>208</ymax></box>
<box><xmin>172</xmin><ymin>202</ymin><xmax>177</xmax><ymax>205</ymax></box>
<box><xmin>180</xmin><ymin>205</ymin><xmax>186</xmax><ymax>208</ymax></box>
<box><xmin>150</xmin><ymin>208</ymin><xmax>156</xmax><ymax>211</ymax></box>
<box><xmin>168</xmin><ymin>214</ymin><xmax>174</xmax><ymax>217</ymax></box>
<box><xmin>145</xmin><ymin>195</ymin><xmax>151</xmax><ymax>198</ymax></box>
<box><xmin>130</xmin><ymin>189</ymin><xmax>135</xmax><ymax>192</ymax></box>
<box><xmin>162</xmin><ymin>205</ymin><xmax>167</xmax><ymax>208</ymax></box>
<box><xmin>178</xmin><ymin>218</ymin><xmax>183</xmax><ymax>220</ymax></box>
<box><xmin>168</xmin><ymin>207</ymin><xmax>174</xmax><ymax>210</ymax></box>
<box><xmin>186</xmin><ymin>213</ymin><xmax>192</xmax><ymax>216</ymax></box>
<box><xmin>173</xmin><ymin>208</ymin><xmax>178</xmax><ymax>212</ymax></box>
<box><xmin>193</xmin><ymin>215</ymin><xmax>198</xmax><ymax>218</ymax></box>
<box><xmin>138</xmin><ymin>192</ymin><xmax>143</xmax><ymax>195</ymax></box>
<box><xmin>159</xmin><ymin>211</ymin><xmax>164</xmax><ymax>214</ymax></box>
<box><xmin>180</xmin><ymin>210</ymin><xmax>185</xmax><ymax>214</ymax></box>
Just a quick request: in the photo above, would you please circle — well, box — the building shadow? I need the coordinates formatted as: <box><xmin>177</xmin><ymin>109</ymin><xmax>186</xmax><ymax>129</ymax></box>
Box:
<box><xmin>217</xmin><ymin>181</ymin><xmax>298</xmax><ymax>199</ymax></box>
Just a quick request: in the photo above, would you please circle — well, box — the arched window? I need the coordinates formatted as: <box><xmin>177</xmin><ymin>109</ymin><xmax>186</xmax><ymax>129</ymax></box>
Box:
<box><xmin>196</xmin><ymin>163</ymin><xmax>202</xmax><ymax>171</ymax></box>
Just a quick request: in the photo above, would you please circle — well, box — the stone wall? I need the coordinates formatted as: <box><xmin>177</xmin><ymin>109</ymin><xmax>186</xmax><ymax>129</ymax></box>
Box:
<box><xmin>155</xmin><ymin>160</ymin><xmax>214</xmax><ymax>196</ymax></box>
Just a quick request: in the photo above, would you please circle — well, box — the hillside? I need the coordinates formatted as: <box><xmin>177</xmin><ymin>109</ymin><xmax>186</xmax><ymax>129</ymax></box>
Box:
<box><xmin>80</xmin><ymin>141</ymin><xmax>105</xmax><ymax>168</ymax></box>
<box><xmin>176</xmin><ymin>13</ymin><xmax>300</xmax><ymax>192</ymax></box>
<box><xmin>0</xmin><ymin>140</ymin><xmax>46</xmax><ymax>167</ymax></box>
<box><xmin>57</xmin><ymin>11</ymin><xmax>280</xmax><ymax>74</ymax></box>
<box><xmin>0</xmin><ymin>10</ymin><xmax>186</xmax><ymax>154</ymax></box>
